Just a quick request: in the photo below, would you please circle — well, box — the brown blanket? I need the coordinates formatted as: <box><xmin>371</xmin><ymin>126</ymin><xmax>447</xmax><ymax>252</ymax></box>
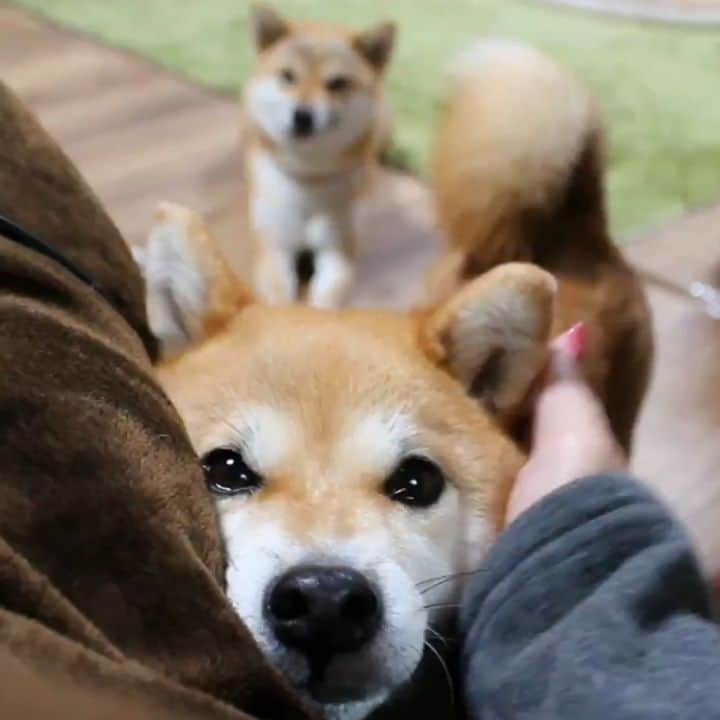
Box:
<box><xmin>0</xmin><ymin>80</ymin><xmax>309</xmax><ymax>720</ymax></box>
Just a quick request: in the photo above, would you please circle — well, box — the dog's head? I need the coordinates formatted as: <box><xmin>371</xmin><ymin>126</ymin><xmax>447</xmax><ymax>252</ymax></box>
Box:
<box><xmin>138</xmin><ymin>203</ymin><xmax>554</xmax><ymax>719</ymax></box>
<box><xmin>245</xmin><ymin>4</ymin><xmax>395</xmax><ymax>158</ymax></box>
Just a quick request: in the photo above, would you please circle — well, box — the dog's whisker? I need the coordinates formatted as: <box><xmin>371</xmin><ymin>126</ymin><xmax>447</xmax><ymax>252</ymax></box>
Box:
<box><xmin>425</xmin><ymin>625</ymin><xmax>449</xmax><ymax>649</ymax></box>
<box><xmin>416</xmin><ymin>569</ymin><xmax>480</xmax><ymax>587</ymax></box>
<box><xmin>416</xmin><ymin>572</ymin><xmax>458</xmax><ymax>588</ymax></box>
<box><xmin>424</xmin><ymin>639</ymin><xmax>455</xmax><ymax>708</ymax></box>
<box><xmin>419</xmin><ymin>570</ymin><xmax>478</xmax><ymax>595</ymax></box>
<box><xmin>423</xmin><ymin>602</ymin><xmax>462</xmax><ymax>611</ymax></box>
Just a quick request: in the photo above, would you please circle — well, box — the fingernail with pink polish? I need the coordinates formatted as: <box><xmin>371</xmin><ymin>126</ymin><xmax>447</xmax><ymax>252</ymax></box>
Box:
<box><xmin>565</xmin><ymin>322</ymin><xmax>587</xmax><ymax>360</ymax></box>
<box><xmin>549</xmin><ymin>322</ymin><xmax>586</xmax><ymax>380</ymax></box>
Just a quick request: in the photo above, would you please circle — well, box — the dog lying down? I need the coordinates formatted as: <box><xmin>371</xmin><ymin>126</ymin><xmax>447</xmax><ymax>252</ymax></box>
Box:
<box><xmin>136</xmin><ymin>39</ymin><xmax>651</xmax><ymax>720</ymax></box>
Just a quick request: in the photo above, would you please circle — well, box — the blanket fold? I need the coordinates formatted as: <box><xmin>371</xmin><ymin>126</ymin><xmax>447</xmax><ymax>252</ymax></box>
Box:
<box><xmin>0</xmin><ymin>79</ymin><xmax>309</xmax><ymax>720</ymax></box>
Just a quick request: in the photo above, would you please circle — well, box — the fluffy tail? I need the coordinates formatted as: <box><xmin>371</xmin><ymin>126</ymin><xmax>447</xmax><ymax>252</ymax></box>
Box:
<box><xmin>432</xmin><ymin>39</ymin><xmax>612</xmax><ymax>281</ymax></box>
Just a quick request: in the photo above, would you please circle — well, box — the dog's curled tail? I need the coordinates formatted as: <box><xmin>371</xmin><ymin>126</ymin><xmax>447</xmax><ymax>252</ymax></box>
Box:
<box><xmin>432</xmin><ymin>39</ymin><xmax>611</xmax><ymax>285</ymax></box>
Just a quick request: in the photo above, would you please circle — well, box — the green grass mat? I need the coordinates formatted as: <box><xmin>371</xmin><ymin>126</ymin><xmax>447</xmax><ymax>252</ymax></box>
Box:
<box><xmin>12</xmin><ymin>0</ymin><xmax>720</xmax><ymax>235</ymax></box>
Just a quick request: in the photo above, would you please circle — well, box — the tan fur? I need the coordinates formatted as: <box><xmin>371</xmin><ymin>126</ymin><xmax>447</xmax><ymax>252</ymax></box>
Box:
<box><xmin>141</xmin><ymin>202</ymin><xmax>557</xmax><ymax>716</ymax></box>
<box><xmin>429</xmin><ymin>40</ymin><xmax>653</xmax><ymax>452</ymax></box>
<box><xmin>159</xmin><ymin>203</ymin><xmax>253</xmax><ymax>347</ymax></box>
<box><xmin>148</xmin><ymin>204</ymin><xmax>555</xmax><ymax>548</ymax></box>
<box><xmin>156</xmin><ymin>238</ymin><xmax>554</xmax><ymax>534</ymax></box>
<box><xmin>161</xmin><ymin>302</ymin><xmax>522</xmax><ymax>532</ymax></box>
<box><xmin>242</xmin><ymin>5</ymin><xmax>395</xmax><ymax>307</ymax></box>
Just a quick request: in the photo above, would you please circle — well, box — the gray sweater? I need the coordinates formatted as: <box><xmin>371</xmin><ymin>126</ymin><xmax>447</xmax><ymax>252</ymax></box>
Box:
<box><xmin>461</xmin><ymin>475</ymin><xmax>720</xmax><ymax>720</ymax></box>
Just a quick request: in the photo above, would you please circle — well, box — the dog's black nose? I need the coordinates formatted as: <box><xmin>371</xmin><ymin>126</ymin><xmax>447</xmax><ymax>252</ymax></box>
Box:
<box><xmin>292</xmin><ymin>107</ymin><xmax>315</xmax><ymax>137</ymax></box>
<box><xmin>266</xmin><ymin>565</ymin><xmax>382</xmax><ymax>658</ymax></box>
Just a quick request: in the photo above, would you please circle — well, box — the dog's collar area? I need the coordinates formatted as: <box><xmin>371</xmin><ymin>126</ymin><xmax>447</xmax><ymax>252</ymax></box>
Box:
<box><xmin>278</xmin><ymin>158</ymin><xmax>364</xmax><ymax>186</ymax></box>
<box><xmin>0</xmin><ymin>213</ymin><xmax>111</xmax><ymax>304</ymax></box>
<box><xmin>285</xmin><ymin>168</ymin><xmax>353</xmax><ymax>184</ymax></box>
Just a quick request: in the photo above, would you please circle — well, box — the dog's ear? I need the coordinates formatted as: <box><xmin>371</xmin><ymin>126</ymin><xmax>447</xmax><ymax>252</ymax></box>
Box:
<box><xmin>136</xmin><ymin>202</ymin><xmax>254</xmax><ymax>360</ymax></box>
<box><xmin>420</xmin><ymin>263</ymin><xmax>556</xmax><ymax>423</ymax></box>
<box><xmin>354</xmin><ymin>21</ymin><xmax>396</xmax><ymax>72</ymax></box>
<box><xmin>250</xmin><ymin>4</ymin><xmax>291</xmax><ymax>52</ymax></box>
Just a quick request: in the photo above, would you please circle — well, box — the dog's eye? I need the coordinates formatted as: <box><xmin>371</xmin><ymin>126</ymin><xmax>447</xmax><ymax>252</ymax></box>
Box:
<box><xmin>279</xmin><ymin>68</ymin><xmax>296</xmax><ymax>84</ymax></box>
<box><xmin>201</xmin><ymin>448</ymin><xmax>263</xmax><ymax>497</ymax></box>
<box><xmin>383</xmin><ymin>457</ymin><xmax>445</xmax><ymax>508</ymax></box>
<box><xmin>326</xmin><ymin>75</ymin><xmax>352</xmax><ymax>93</ymax></box>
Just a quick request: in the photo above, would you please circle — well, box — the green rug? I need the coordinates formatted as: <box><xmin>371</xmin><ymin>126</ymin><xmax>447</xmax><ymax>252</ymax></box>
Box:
<box><xmin>12</xmin><ymin>0</ymin><xmax>720</xmax><ymax>236</ymax></box>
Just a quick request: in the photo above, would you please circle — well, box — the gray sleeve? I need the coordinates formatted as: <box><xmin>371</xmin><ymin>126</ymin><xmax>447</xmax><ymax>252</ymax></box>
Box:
<box><xmin>461</xmin><ymin>474</ymin><xmax>720</xmax><ymax>720</ymax></box>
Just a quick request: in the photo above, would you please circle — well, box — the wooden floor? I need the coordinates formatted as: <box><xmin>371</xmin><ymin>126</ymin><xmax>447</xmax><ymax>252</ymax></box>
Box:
<box><xmin>2</xmin><ymin>7</ymin><xmax>719</xmax><ymax>567</ymax></box>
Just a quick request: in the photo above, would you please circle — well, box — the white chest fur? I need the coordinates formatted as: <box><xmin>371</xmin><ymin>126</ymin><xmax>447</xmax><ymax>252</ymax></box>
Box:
<box><xmin>247</xmin><ymin>148</ymin><xmax>362</xmax><ymax>307</ymax></box>
<box><xmin>249</xmin><ymin>148</ymin><xmax>362</xmax><ymax>253</ymax></box>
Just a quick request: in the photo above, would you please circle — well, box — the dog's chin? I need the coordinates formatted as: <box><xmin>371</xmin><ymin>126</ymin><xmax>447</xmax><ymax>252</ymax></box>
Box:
<box><xmin>284</xmin><ymin>127</ymin><xmax>335</xmax><ymax>149</ymax></box>
<box><xmin>311</xmin><ymin>697</ymin><xmax>386</xmax><ymax>720</ymax></box>
<box><xmin>288</xmin><ymin>656</ymin><xmax>395</xmax><ymax>714</ymax></box>
<box><xmin>304</xmin><ymin>685</ymin><xmax>388</xmax><ymax>720</ymax></box>
<box><xmin>308</xmin><ymin>677</ymin><xmax>383</xmax><ymax>705</ymax></box>
<box><xmin>282</xmin><ymin>120</ymin><xmax>366</xmax><ymax>156</ymax></box>
<box><xmin>263</xmin><ymin>642</ymin><xmax>416</xmax><ymax>720</ymax></box>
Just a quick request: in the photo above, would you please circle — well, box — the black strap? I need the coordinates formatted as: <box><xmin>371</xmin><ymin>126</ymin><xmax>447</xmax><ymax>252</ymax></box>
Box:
<box><xmin>0</xmin><ymin>213</ymin><xmax>111</xmax><ymax>303</ymax></box>
<box><xmin>0</xmin><ymin>212</ymin><xmax>160</xmax><ymax>362</ymax></box>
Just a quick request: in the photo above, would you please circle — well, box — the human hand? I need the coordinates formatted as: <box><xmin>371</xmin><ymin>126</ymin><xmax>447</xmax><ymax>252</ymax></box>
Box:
<box><xmin>506</xmin><ymin>324</ymin><xmax>627</xmax><ymax>525</ymax></box>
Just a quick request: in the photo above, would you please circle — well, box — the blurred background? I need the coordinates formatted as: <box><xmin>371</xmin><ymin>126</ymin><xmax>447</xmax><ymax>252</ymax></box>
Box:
<box><xmin>2</xmin><ymin>0</ymin><xmax>719</xmax><ymax>564</ymax></box>
<box><xmin>10</xmin><ymin>0</ymin><xmax>720</xmax><ymax>235</ymax></box>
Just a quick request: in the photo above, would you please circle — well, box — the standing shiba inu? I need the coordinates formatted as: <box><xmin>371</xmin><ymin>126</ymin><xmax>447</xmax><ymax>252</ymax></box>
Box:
<box><xmin>243</xmin><ymin>4</ymin><xmax>395</xmax><ymax>308</ymax></box>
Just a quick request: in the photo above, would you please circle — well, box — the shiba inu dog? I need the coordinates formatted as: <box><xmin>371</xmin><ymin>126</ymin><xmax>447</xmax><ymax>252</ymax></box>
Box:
<box><xmin>134</xmin><ymin>38</ymin><xmax>652</xmax><ymax>720</ymax></box>
<box><xmin>428</xmin><ymin>39</ymin><xmax>653</xmax><ymax>451</ymax></box>
<box><xmin>138</xmin><ymin>203</ymin><xmax>555</xmax><ymax>719</ymax></box>
<box><xmin>243</xmin><ymin>4</ymin><xmax>395</xmax><ymax>309</ymax></box>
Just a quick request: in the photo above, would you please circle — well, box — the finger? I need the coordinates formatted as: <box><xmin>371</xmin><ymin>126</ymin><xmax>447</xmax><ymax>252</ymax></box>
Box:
<box><xmin>532</xmin><ymin>380</ymin><xmax>607</xmax><ymax>445</ymax></box>
<box><xmin>532</xmin><ymin>326</ymin><xmax>611</xmax><ymax>445</ymax></box>
<box><xmin>513</xmin><ymin>323</ymin><xmax>585</xmax><ymax>428</ymax></box>
<box><xmin>548</xmin><ymin>322</ymin><xmax>586</xmax><ymax>381</ymax></box>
